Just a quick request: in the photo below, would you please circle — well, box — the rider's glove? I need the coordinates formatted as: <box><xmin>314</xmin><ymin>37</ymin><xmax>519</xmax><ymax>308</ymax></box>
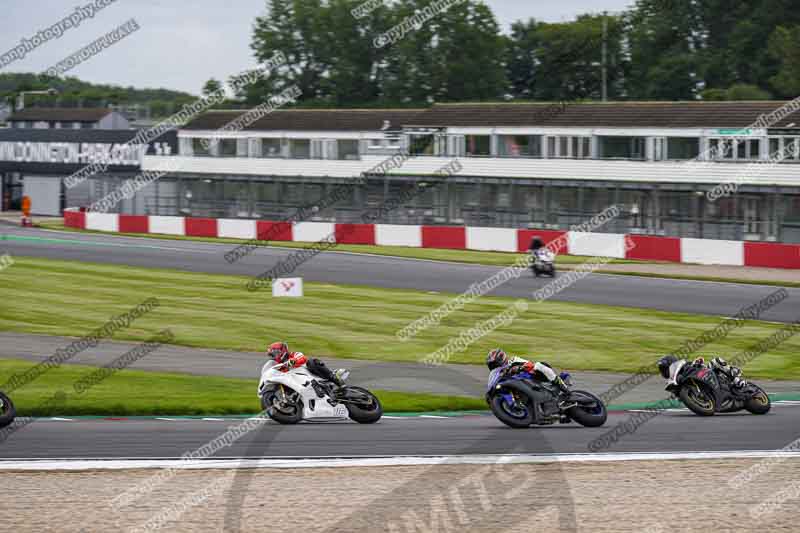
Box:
<box><xmin>285</xmin><ymin>358</ymin><xmax>296</xmax><ymax>369</ymax></box>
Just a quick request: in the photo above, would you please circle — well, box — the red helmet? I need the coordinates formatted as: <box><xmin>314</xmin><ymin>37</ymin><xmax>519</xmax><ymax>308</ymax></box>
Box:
<box><xmin>268</xmin><ymin>341</ymin><xmax>289</xmax><ymax>362</ymax></box>
<box><xmin>486</xmin><ymin>348</ymin><xmax>509</xmax><ymax>370</ymax></box>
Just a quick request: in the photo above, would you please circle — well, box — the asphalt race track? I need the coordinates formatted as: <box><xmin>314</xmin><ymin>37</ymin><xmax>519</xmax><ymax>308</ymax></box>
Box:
<box><xmin>2</xmin><ymin>226</ymin><xmax>798</xmax><ymax>322</ymax></box>
<box><xmin>2</xmin><ymin>225</ymin><xmax>799</xmax><ymax>462</ymax></box>
<box><xmin>1</xmin><ymin>407</ymin><xmax>800</xmax><ymax>459</ymax></box>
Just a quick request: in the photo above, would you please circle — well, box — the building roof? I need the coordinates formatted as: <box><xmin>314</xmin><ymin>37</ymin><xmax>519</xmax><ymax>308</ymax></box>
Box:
<box><xmin>409</xmin><ymin>101</ymin><xmax>800</xmax><ymax>129</ymax></box>
<box><xmin>7</xmin><ymin>107</ymin><xmax>114</xmax><ymax>123</ymax></box>
<box><xmin>183</xmin><ymin>109</ymin><xmax>425</xmax><ymax>132</ymax></box>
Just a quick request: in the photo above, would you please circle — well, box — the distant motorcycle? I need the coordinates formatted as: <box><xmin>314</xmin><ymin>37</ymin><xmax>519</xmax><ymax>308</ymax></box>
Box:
<box><xmin>662</xmin><ymin>359</ymin><xmax>771</xmax><ymax>416</ymax></box>
<box><xmin>258</xmin><ymin>360</ymin><xmax>383</xmax><ymax>424</ymax></box>
<box><xmin>486</xmin><ymin>365</ymin><xmax>607</xmax><ymax>429</ymax></box>
<box><xmin>0</xmin><ymin>391</ymin><xmax>16</xmax><ymax>429</ymax></box>
<box><xmin>531</xmin><ymin>248</ymin><xmax>556</xmax><ymax>277</ymax></box>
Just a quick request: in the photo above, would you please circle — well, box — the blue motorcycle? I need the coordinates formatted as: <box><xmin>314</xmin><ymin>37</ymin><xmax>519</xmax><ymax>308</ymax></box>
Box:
<box><xmin>486</xmin><ymin>365</ymin><xmax>607</xmax><ymax>429</ymax></box>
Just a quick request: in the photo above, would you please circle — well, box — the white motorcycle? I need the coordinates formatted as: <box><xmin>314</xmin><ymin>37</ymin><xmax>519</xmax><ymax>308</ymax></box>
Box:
<box><xmin>531</xmin><ymin>248</ymin><xmax>556</xmax><ymax>277</ymax></box>
<box><xmin>257</xmin><ymin>360</ymin><xmax>383</xmax><ymax>424</ymax></box>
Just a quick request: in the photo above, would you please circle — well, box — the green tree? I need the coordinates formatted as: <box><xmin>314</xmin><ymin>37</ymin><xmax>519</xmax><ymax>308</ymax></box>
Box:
<box><xmin>380</xmin><ymin>0</ymin><xmax>507</xmax><ymax>103</ymax></box>
<box><xmin>250</xmin><ymin>0</ymin><xmax>327</xmax><ymax>103</ymax></box>
<box><xmin>202</xmin><ymin>78</ymin><xmax>223</xmax><ymax>97</ymax></box>
<box><xmin>506</xmin><ymin>19</ymin><xmax>540</xmax><ymax>99</ymax></box>
<box><xmin>768</xmin><ymin>25</ymin><xmax>800</xmax><ymax>97</ymax></box>
<box><xmin>625</xmin><ymin>0</ymin><xmax>702</xmax><ymax>100</ymax></box>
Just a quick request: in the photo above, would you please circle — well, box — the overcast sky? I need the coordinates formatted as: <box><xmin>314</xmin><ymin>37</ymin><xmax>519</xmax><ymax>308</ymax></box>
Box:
<box><xmin>0</xmin><ymin>0</ymin><xmax>634</xmax><ymax>95</ymax></box>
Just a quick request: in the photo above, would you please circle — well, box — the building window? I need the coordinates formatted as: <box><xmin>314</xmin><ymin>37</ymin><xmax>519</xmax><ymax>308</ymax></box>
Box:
<box><xmin>261</xmin><ymin>139</ymin><xmax>282</xmax><ymax>158</ymax></box>
<box><xmin>600</xmin><ymin>136</ymin><xmax>645</xmax><ymax>160</ymax></box>
<box><xmin>769</xmin><ymin>137</ymin><xmax>800</xmax><ymax>161</ymax></box>
<box><xmin>219</xmin><ymin>139</ymin><xmax>237</xmax><ymax>157</ymax></box>
<box><xmin>770</xmin><ymin>138</ymin><xmax>780</xmax><ymax>156</ymax></box>
<box><xmin>498</xmin><ymin>135</ymin><xmax>542</xmax><ymax>157</ymax></box>
<box><xmin>465</xmin><ymin>135</ymin><xmax>491</xmax><ymax>156</ymax></box>
<box><xmin>667</xmin><ymin>138</ymin><xmax>700</xmax><ymax>160</ymax></box>
<box><xmin>81</xmin><ymin>122</ymin><xmax>94</xmax><ymax>129</ymax></box>
<box><xmin>546</xmin><ymin>137</ymin><xmax>557</xmax><ymax>158</ymax></box>
<box><xmin>290</xmin><ymin>139</ymin><xmax>310</xmax><ymax>159</ymax></box>
<box><xmin>409</xmin><ymin>134</ymin><xmax>434</xmax><ymax>156</ymax></box>
<box><xmin>192</xmin><ymin>138</ymin><xmax>210</xmax><ymax>156</ymax></box>
<box><xmin>337</xmin><ymin>139</ymin><xmax>359</xmax><ymax>160</ymax></box>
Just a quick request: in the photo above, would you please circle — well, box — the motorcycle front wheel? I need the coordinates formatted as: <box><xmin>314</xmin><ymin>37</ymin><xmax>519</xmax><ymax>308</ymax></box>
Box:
<box><xmin>679</xmin><ymin>382</ymin><xmax>715</xmax><ymax>416</ymax></box>
<box><xmin>0</xmin><ymin>392</ymin><xmax>15</xmax><ymax>429</ymax></box>
<box><xmin>489</xmin><ymin>391</ymin><xmax>534</xmax><ymax>428</ymax></box>
<box><xmin>565</xmin><ymin>390</ymin><xmax>607</xmax><ymax>427</ymax></box>
<box><xmin>744</xmin><ymin>385</ymin><xmax>771</xmax><ymax>415</ymax></box>
<box><xmin>262</xmin><ymin>387</ymin><xmax>303</xmax><ymax>424</ymax></box>
<box><xmin>340</xmin><ymin>386</ymin><xmax>383</xmax><ymax>424</ymax></box>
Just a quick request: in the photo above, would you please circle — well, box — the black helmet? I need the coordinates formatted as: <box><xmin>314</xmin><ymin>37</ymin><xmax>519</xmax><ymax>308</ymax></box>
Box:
<box><xmin>486</xmin><ymin>348</ymin><xmax>509</xmax><ymax>370</ymax></box>
<box><xmin>657</xmin><ymin>355</ymin><xmax>678</xmax><ymax>379</ymax></box>
<box><xmin>530</xmin><ymin>237</ymin><xmax>544</xmax><ymax>250</ymax></box>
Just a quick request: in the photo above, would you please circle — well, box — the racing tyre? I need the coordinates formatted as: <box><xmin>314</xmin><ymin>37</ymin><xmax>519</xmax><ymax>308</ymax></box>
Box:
<box><xmin>679</xmin><ymin>383</ymin><xmax>715</xmax><ymax>416</ymax></box>
<box><xmin>262</xmin><ymin>388</ymin><xmax>303</xmax><ymax>424</ymax></box>
<box><xmin>342</xmin><ymin>387</ymin><xmax>383</xmax><ymax>424</ymax></box>
<box><xmin>0</xmin><ymin>392</ymin><xmax>16</xmax><ymax>429</ymax></box>
<box><xmin>744</xmin><ymin>385</ymin><xmax>771</xmax><ymax>415</ymax></box>
<box><xmin>489</xmin><ymin>391</ymin><xmax>535</xmax><ymax>428</ymax></box>
<box><xmin>566</xmin><ymin>390</ymin><xmax>607</xmax><ymax>427</ymax></box>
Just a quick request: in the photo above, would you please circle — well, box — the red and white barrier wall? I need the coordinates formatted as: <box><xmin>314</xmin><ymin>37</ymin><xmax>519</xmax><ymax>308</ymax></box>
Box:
<box><xmin>62</xmin><ymin>209</ymin><xmax>800</xmax><ymax>269</ymax></box>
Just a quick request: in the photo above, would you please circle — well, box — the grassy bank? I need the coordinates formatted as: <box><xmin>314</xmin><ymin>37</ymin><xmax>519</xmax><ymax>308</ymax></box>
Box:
<box><xmin>0</xmin><ymin>256</ymin><xmax>798</xmax><ymax>379</ymax></box>
<box><xmin>0</xmin><ymin>358</ymin><xmax>485</xmax><ymax>416</ymax></box>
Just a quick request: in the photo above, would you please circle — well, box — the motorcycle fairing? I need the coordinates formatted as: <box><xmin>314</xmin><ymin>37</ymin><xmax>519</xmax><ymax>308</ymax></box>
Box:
<box><xmin>259</xmin><ymin>360</ymin><xmax>349</xmax><ymax>420</ymax></box>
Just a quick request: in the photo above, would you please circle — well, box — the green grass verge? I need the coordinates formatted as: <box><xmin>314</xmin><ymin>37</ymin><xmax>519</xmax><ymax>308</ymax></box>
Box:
<box><xmin>33</xmin><ymin>219</ymin><xmax>800</xmax><ymax>288</ymax></box>
<box><xmin>0</xmin><ymin>358</ymin><xmax>485</xmax><ymax>416</ymax></box>
<box><xmin>1</xmin><ymin>256</ymin><xmax>798</xmax><ymax>380</ymax></box>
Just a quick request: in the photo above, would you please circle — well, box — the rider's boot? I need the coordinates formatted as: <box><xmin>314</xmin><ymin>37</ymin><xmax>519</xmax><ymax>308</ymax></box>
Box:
<box><xmin>552</xmin><ymin>376</ymin><xmax>572</xmax><ymax>404</ymax></box>
<box><xmin>332</xmin><ymin>369</ymin><xmax>350</xmax><ymax>388</ymax></box>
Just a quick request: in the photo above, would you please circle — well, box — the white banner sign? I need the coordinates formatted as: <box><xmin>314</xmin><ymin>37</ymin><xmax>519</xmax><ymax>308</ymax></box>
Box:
<box><xmin>0</xmin><ymin>141</ymin><xmax>172</xmax><ymax>166</ymax></box>
<box><xmin>272</xmin><ymin>277</ymin><xmax>304</xmax><ymax>298</ymax></box>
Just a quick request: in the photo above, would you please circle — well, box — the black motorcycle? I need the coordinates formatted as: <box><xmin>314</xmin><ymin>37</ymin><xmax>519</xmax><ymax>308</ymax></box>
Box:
<box><xmin>662</xmin><ymin>360</ymin><xmax>771</xmax><ymax>416</ymax></box>
<box><xmin>486</xmin><ymin>365</ymin><xmax>607</xmax><ymax>429</ymax></box>
<box><xmin>0</xmin><ymin>391</ymin><xmax>16</xmax><ymax>429</ymax></box>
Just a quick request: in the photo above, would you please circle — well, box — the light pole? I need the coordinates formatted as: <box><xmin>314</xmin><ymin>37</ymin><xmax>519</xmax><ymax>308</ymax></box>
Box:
<box><xmin>15</xmin><ymin>88</ymin><xmax>59</xmax><ymax>111</ymax></box>
<box><xmin>602</xmin><ymin>11</ymin><xmax>608</xmax><ymax>102</ymax></box>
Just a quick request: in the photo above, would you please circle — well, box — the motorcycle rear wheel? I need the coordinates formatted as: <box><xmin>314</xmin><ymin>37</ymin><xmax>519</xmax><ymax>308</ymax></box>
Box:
<box><xmin>679</xmin><ymin>383</ymin><xmax>715</xmax><ymax>416</ymax></box>
<box><xmin>489</xmin><ymin>392</ymin><xmax>534</xmax><ymax>428</ymax></box>
<box><xmin>744</xmin><ymin>385</ymin><xmax>771</xmax><ymax>415</ymax></box>
<box><xmin>0</xmin><ymin>392</ymin><xmax>15</xmax><ymax>429</ymax></box>
<box><xmin>565</xmin><ymin>390</ymin><xmax>607</xmax><ymax>427</ymax></box>
<box><xmin>341</xmin><ymin>386</ymin><xmax>383</xmax><ymax>424</ymax></box>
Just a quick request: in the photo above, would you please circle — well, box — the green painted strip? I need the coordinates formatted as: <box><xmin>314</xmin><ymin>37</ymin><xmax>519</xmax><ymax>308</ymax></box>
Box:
<box><xmin>2</xmin><ymin>234</ymin><xmax>179</xmax><ymax>252</ymax></box>
<box><xmin>25</xmin><ymin>394</ymin><xmax>800</xmax><ymax>420</ymax></box>
<box><xmin>607</xmin><ymin>393</ymin><xmax>800</xmax><ymax>411</ymax></box>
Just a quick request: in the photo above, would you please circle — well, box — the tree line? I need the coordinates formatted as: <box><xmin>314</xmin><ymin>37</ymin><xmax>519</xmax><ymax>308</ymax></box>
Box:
<box><xmin>225</xmin><ymin>0</ymin><xmax>800</xmax><ymax>106</ymax></box>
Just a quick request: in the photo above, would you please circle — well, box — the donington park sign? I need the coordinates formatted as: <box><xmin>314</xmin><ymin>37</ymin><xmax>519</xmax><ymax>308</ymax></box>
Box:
<box><xmin>0</xmin><ymin>140</ymin><xmax>173</xmax><ymax>166</ymax></box>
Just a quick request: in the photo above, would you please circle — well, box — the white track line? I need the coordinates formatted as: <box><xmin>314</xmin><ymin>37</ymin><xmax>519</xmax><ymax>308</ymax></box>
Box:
<box><xmin>2</xmin><ymin>451</ymin><xmax>800</xmax><ymax>471</ymax></box>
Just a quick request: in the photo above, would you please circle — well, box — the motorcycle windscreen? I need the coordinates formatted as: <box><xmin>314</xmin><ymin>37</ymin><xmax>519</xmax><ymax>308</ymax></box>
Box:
<box><xmin>487</xmin><ymin>367</ymin><xmax>504</xmax><ymax>389</ymax></box>
<box><xmin>668</xmin><ymin>360</ymin><xmax>686</xmax><ymax>385</ymax></box>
